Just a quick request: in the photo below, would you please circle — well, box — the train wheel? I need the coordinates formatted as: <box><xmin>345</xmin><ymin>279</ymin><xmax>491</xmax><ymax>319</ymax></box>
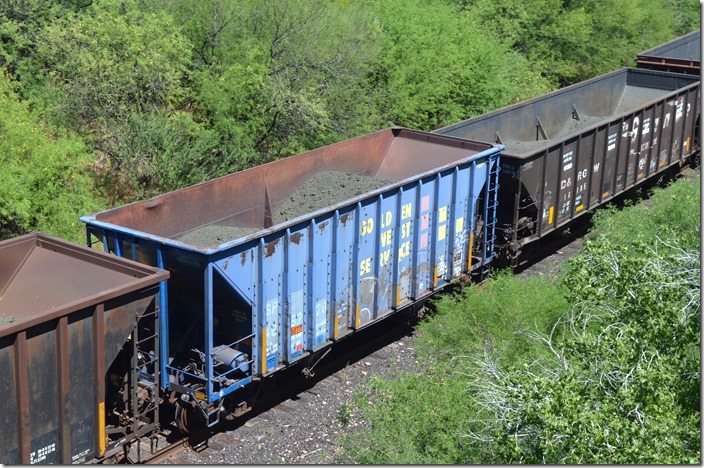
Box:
<box><xmin>175</xmin><ymin>401</ymin><xmax>206</xmax><ymax>434</ymax></box>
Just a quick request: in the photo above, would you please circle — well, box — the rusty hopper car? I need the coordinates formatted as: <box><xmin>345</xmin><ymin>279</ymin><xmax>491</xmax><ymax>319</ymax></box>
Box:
<box><xmin>81</xmin><ymin>127</ymin><xmax>501</xmax><ymax>431</ymax></box>
<box><xmin>636</xmin><ymin>31</ymin><xmax>700</xmax><ymax>75</ymax></box>
<box><xmin>0</xmin><ymin>233</ymin><xmax>168</xmax><ymax>464</ymax></box>
<box><xmin>436</xmin><ymin>68</ymin><xmax>699</xmax><ymax>265</ymax></box>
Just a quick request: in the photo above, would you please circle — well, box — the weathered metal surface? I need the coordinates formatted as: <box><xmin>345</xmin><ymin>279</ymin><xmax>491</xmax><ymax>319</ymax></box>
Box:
<box><xmin>81</xmin><ymin>128</ymin><xmax>501</xmax><ymax>422</ymax></box>
<box><xmin>636</xmin><ymin>31</ymin><xmax>700</xmax><ymax>75</ymax></box>
<box><xmin>435</xmin><ymin>68</ymin><xmax>699</xmax><ymax>263</ymax></box>
<box><xmin>0</xmin><ymin>233</ymin><xmax>168</xmax><ymax>465</ymax></box>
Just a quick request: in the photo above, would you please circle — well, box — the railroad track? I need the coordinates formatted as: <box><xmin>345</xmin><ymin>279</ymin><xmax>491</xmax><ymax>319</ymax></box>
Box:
<box><xmin>140</xmin><ymin>438</ymin><xmax>188</xmax><ymax>464</ymax></box>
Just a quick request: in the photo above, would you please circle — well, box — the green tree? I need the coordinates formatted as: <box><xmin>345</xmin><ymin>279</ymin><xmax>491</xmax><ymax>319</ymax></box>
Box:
<box><xmin>35</xmin><ymin>0</ymin><xmax>190</xmax><ymax>126</ymax></box>
<box><xmin>26</xmin><ymin>0</ymin><xmax>196</xmax><ymax>198</ymax></box>
<box><xmin>159</xmin><ymin>0</ymin><xmax>383</xmax><ymax>162</ymax></box>
<box><xmin>365</xmin><ymin>0</ymin><xmax>551</xmax><ymax>130</ymax></box>
<box><xmin>462</xmin><ymin>0</ymin><xmax>694</xmax><ymax>87</ymax></box>
<box><xmin>0</xmin><ymin>72</ymin><xmax>102</xmax><ymax>242</ymax></box>
<box><xmin>0</xmin><ymin>0</ymin><xmax>68</xmax><ymax>88</ymax></box>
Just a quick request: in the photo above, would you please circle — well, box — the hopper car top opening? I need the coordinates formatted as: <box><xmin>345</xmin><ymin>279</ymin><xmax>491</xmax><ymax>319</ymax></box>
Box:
<box><xmin>85</xmin><ymin>128</ymin><xmax>499</xmax><ymax>250</ymax></box>
<box><xmin>437</xmin><ymin>67</ymin><xmax>697</xmax><ymax>158</ymax></box>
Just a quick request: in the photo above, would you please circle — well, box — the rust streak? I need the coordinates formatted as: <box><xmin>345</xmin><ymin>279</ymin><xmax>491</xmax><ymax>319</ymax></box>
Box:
<box><xmin>290</xmin><ymin>233</ymin><xmax>304</xmax><ymax>245</ymax></box>
<box><xmin>265</xmin><ymin>239</ymin><xmax>280</xmax><ymax>257</ymax></box>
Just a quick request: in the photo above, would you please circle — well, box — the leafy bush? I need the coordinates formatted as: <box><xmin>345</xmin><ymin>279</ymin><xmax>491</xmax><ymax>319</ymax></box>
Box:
<box><xmin>0</xmin><ymin>73</ymin><xmax>103</xmax><ymax>242</ymax></box>
<box><xmin>416</xmin><ymin>271</ymin><xmax>568</xmax><ymax>364</ymax></box>
<box><xmin>366</xmin><ymin>0</ymin><xmax>551</xmax><ymax>130</ymax></box>
<box><xmin>35</xmin><ymin>0</ymin><xmax>191</xmax><ymax>127</ymax></box>
<box><xmin>340</xmin><ymin>271</ymin><xmax>567</xmax><ymax>464</ymax></box>
<box><xmin>465</xmin><ymin>240</ymin><xmax>700</xmax><ymax>463</ymax></box>
<box><xmin>464</xmin><ymin>0</ymin><xmax>698</xmax><ymax>87</ymax></box>
<box><xmin>588</xmin><ymin>174</ymin><xmax>701</xmax><ymax>251</ymax></box>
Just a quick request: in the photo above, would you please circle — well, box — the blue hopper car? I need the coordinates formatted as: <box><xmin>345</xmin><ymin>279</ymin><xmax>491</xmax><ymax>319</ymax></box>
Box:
<box><xmin>81</xmin><ymin>127</ymin><xmax>502</xmax><ymax>431</ymax></box>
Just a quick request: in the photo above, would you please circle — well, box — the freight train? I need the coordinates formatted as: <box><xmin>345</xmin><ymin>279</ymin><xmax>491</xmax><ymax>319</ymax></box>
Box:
<box><xmin>0</xmin><ymin>32</ymin><xmax>700</xmax><ymax>464</ymax></box>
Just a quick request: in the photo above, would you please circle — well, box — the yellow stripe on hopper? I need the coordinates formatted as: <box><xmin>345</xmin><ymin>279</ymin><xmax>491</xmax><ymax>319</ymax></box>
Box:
<box><xmin>468</xmin><ymin>233</ymin><xmax>474</xmax><ymax>270</ymax></box>
<box><xmin>548</xmin><ymin>206</ymin><xmax>554</xmax><ymax>225</ymax></box>
<box><xmin>98</xmin><ymin>402</ymin><xmax>105</xmax><ymax>456</ymax></box>
<box><xmin>334</xmin><ymin>316</ymin><xmax>339</xmax><ymax>338</ymax></box>
<box><xmin>355</xmin><ymin>305</ymin><xmax>360</xmax><ymax>327</ymax></box>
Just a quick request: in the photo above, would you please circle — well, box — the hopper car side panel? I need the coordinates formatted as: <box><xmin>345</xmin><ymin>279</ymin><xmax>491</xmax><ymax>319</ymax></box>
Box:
<box><xmin>0</xmin><ymin>233</ymin><xmax>167</xmax><ymax>465</ymax></box>
<box><xmin>217</xmin><ymin>159</ymin><xmax>496</xmax><ymax>379</ymax></box>
<box><xmin>522</xmin><ymin>83</ymin><xmax>698</xmax><ymax>235</ymax></box>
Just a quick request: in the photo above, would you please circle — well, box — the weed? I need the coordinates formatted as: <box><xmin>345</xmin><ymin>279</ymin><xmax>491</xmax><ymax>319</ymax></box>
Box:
<box><xmin>337</xmin><ymin>402</ymin><xmax>352</xmax><ymax>426</ymax></box>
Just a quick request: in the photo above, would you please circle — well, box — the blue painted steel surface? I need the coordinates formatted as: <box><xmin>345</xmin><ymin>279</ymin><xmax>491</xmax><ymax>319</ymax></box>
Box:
<box><xmin>81</xmin><ymin>128</ymin><xmax>501</xmax><ymax>419</ymax></box>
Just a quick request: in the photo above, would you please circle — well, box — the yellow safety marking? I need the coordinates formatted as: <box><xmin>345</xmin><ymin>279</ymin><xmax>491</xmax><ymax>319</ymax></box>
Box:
<box><xmin>602</xmin><ymin>191</ymin><xmax>610</xmax><ymax>198</ymax></box>
<box><xmin>396</xmin><ymin>285</ymin><xmax>401</xmax><ymax>306</ymax></box>
<box><xmin>548</xmin><ymin>206</ymin><xmax>554</xmax><ymax>225</ymax></box>
<box><xmin>659</xmin><ymin>161</ymin><xmax>666</xmax><ymax>167</ymax></box>
<box><xmin>333</xmin><ymin>316</ymin><xmax>339</xmax><ymax>338</ymax></box>
<box><xmin>686</xmin><ymin>137</ymin><xmax>691</xmax><ymax>152</ymax></box>
<box><xmin>575</xmin><ymin>204</ymin><xmax>584</xmax><ymax>213</ymax></box>
<box><xmin>355</xmin><ymin>305</ymin><xmax>360</xmax><ymax>327</ymax></box>
<box><xmin>434</xmin><ymin>267</ymin><xmax>438</xmax><ymax>287</ymax></box>
<box><xmin>468</xmin><ymin>233</ymin><xmax>474</xmax><ymax>270</ymax></box>
<box><xmin>439</xmin><ymin>206</ymin><xmax>447</xmax><ymax>223</ymax></box>
<box><xmin>455</xmin><ymin>217</ymin><xmax>464</xmax><ymax>233</ymax></box>
<box><xmin>194</xmin><ymin>391</ymin><xmax>206</xmax><ymax>401</ymax></box>
<box><xmin>261</xmin><ymin>327</ymin><xmax>267</xmax><ymax>374</ymax></box>
<box><xmin>98</xmin><ymin>402</ymin><xmax>105</xmax><ymax>456</ymax></box>
<box><xmin>438</xmin><ymin>224</ymin><xmax>447</xmax><ymax>241</ymax></box>
<box><xmin>637</xmin><ymin>172</ymin><xmax>644</xmax><ymax>179</ymax></box>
